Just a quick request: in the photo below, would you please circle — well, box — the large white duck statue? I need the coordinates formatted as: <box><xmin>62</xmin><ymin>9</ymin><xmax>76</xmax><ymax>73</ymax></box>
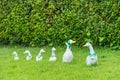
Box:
<box><xmin>36</xmin><ymin>49</ymin><xmax>45</xmax><ymax>61</ymax></box>
<box><xmin>83</xmin><ymin>42</ymin><xmax>98</xmax><ymax>66</ymax></box>
<box><xmin>24</xmin><ymin>50</ymin><xmax>32</xmax><ymax>60</ymax></box>
<box><xmin>49</xmin><ymin>47</ymin><xmax>57</xmax><ymax>61</ymax></box>
<box><xmin>13</xmin><ymin>51</ymin><xmax>19</xmax><ymax>60</ymax></box>
<box><xmin>62</xmin><ymin>39</ymin><xmax>76</xmax><ymax>63</ymax></box>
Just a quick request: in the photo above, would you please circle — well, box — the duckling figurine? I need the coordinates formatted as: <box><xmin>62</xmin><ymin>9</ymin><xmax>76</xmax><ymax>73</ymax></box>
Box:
<box><xmin>24</xmin><ymin>50</ymin><xmax>32</xmax><ymax>60</ymax></box>
<box><xmin>49</xmin><ymin>47</ymin><xmax>57</xmax><ymax>61</ymax></box>
<box><xmin>83</xmin><ymin>42</ymin><xmax>98</xmax><ymax>66</ymax></box>
<box><xmin>12</xmin><ymin>51</ymin><xmax>19</xmax><ymax>60</ymax></box>
<box><xmin>62</xmin><ymin>39</ymin><xmax>76</xmax><ymax>63</ymax></box>
<box><xmin>36</xmin><ymin>49</ymin><xmax>45</xmax><ymax>61</ymax></box>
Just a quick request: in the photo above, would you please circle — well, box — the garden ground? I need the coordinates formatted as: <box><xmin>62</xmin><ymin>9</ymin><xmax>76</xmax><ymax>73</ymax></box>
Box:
<box><xmin>0</xmin><ymin>46</ymin><xmax>120</xmax><ymax>80</ymax></box>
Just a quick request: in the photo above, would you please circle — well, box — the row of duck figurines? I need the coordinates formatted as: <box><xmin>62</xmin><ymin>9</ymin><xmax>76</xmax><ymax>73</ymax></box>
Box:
<box><xmin>13</xmin><ymin>39</ymin><xmax>98</xmax><ymax>66</ymax></box>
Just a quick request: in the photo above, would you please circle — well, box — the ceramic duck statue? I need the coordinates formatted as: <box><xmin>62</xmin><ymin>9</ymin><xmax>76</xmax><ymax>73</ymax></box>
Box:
<box><xmin>36</xmin><ymin>49</ymin><xmax>45</xmax><ymax>61</ymax></box>
<box><xmin>83</xmin><ymin>42</ymin><xmax>98</xmax><ymax>66</ymax></box>
<box><xmin>62</xmin><ymin>39</ymin><xmax>76</xmax><ymax>63</ymax></box>
<box><xmin>13</xmin><ymin>51</ymin><xmax>19</xmax><ymax>60</ymax></box>
<box><xmin>24</xmin><ymin>50</ymin><xmax>32</xmax><ymax>60</ymax></box>
<box><xmin>49</xmin><ymin>47</ymin><xmax>57</xmax><ymax>61</ymax></box>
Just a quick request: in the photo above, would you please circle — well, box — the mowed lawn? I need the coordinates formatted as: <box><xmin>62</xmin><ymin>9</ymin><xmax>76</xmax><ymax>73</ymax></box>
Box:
<box><xmin>0</xmin><ymin>46</ymin><xmax>120</xmax><ymax>80</ymax></box>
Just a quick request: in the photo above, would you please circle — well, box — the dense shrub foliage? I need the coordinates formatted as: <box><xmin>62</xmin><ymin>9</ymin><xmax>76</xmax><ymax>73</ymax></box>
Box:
<box><xmin>0</xmin><ymin>0</ymin><xmax>120</xmax><ymax>48</ymax></box>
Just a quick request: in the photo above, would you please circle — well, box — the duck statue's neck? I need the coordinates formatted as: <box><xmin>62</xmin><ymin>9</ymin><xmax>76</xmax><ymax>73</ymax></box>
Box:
<box><xmin>66</xmin><ymin>41</ymin><xmax>71</xmax><ymax>49</ymax></box>
<box><xmin>88</xmin><ymin>45</ymin><xmax>95</xmax><ymax>54</ymax></box>
<box><xmin>38</xmin><ymin>52</ymin><xmax>42</xmax><ymax>56</ymax></box>
<box><xmin>14</xmin><ymin>53</ymin><xmax>18</xmax><ymax>56</ymax></box>
<box><xmin>52</xmin><ymin>51</ymin><xmax>56</xmax><ymax>56</ymax></box>
<box><xmin>28</xmin><ymin>52</ymin><xmax>31</xmax><ymax>56</ymax></box>
<box><xmin>15</xmin><ymin>54</ymin><xmax>18</xmax><ymax>57</ymax></box>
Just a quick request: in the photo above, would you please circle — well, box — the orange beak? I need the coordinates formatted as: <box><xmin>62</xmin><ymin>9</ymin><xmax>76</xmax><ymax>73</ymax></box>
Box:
<box><xmin>83</xmin><ymin>44</ymin><xmax>87</xmax><ymax>47</ymax></box>
<box><xmin>71</xmin><ymin>40</ymin><xmax>76</xmax><ymax>44</ymax></box>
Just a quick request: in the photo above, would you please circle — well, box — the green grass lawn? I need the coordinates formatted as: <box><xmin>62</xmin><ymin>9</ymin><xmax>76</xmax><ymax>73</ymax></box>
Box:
<box><xmin>0</xmin><ymin>46</ymin><xmax>120</xmax><ymax>80</ymax></box>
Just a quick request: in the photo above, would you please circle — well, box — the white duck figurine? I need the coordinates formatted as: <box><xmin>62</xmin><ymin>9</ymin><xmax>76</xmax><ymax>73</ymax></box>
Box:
<box><xmin>62</xmin><ymin>39</ymin><xmax>76</xmax><ymax>63</ymax></box>
<box><xmin>49</xmin><ymin>47</ymin><xmax>57</xmax><ymax>61</ymax></box>
<box><xmin>12</xmin><ymin>51</ymin><xmax>19</xmax><ymax>60</ymax></box>
<box><xmin>24</xmin><ymin>50</ymin><xmax>32</xmax><ymax>60</ymax></box>
<box><xmin>36</xmin><ymin>49</ymin><xmax>45</xmax><ymax>61</ymax></box>
<box><xmin>83</xmin><ymin>42</ymin><xmax>98</xmax><ymax>66</ymax></box>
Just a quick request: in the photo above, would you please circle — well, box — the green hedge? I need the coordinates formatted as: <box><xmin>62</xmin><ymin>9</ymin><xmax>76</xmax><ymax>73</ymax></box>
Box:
<box><xmin>0</xmin><ymin>0</ymin><xmax>120</xmax><ymax>48</ymax></box>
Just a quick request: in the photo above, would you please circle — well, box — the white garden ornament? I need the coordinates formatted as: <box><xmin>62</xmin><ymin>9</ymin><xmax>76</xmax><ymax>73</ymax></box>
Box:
<box><xmin>13</xmin><ymin>51</ymin><xmax>19</xmax><ymax>60</ymax></box>
<box><xmin>83</xmin><ymin>42</ymin><xmax>98</xmax><ymax>66</ymax></box>
<box><xmin>36</xmin><ymin>49</ymin><xmax>45</xmax><ymax>61</ymax></box>
<box><xmin>62</xmin><ymin>39</ymin><xmax>76</xmax><ymax>63</ymax></box>
<box><xmin>24</xmin><ymin>50</ymin><xmax>32</xmax><ymax>60</ymax></box>
<box><xmin>49</xmin><ymin>47</ymin><xmax>57</xmax><ymax>61</ymax></box>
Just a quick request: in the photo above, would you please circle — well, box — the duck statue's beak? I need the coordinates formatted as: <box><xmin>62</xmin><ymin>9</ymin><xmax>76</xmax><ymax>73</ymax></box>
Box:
<box><xmin>43</xmin><ymin>50</ymin><xmax>46</xmax><ymax>53</ymax></box>
<box><xmin>83</xmin><ymin>44</ymin><xmax>87</xmax><ymax>47</ymax></box>
<box><xmin>71</xmin><ymin>40</ymin><xmax>76</xmax><ymax>44</ymax></box>
<box><xmin>42</xmin><ymin>49</ymin><xmax>46</xmax><ymax>53</ymax></box>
